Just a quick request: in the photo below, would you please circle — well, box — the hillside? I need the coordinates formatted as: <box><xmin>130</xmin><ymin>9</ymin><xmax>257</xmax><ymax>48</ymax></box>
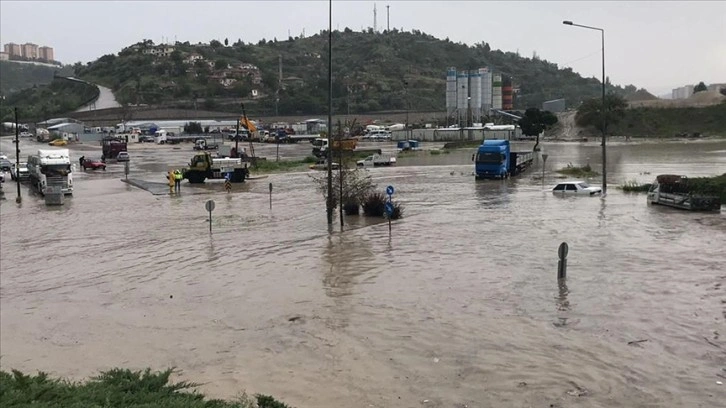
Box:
<box><xmin>65</xmin><ymin>30</ymin><xmax>641</xmax><ymax>117</ymax></box>
<box><xmin>1</xmin><ymin>77</ymin><xmax>98</xmax><ymax>122</ymax></box>
<box><xmin>547</xmin><ymin>101</ymin><xmax>726</xmax><ymax>139</ymax></box>
<box><xmin>610</xmin><ymin>102</ymin><xmax>726</xmax><ymax>137</ymax></box>
<box><xmin>0</xmin><ymin>60</ymin><xmax>73</xmax><ymax>95</ymax></box>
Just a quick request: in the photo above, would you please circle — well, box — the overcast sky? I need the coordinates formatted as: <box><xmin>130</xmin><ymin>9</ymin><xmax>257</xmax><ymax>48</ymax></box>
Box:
<box><xmin>1</xmin><ymin>1</ymin><xmax>724</xmax><ymax>96</ymax></box>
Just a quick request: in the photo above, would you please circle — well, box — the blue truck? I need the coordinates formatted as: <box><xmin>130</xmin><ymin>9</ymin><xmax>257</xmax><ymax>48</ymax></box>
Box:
<box><xmin>473</xmin><ymin>140</ymin><xmax>534</xmax><ymax>179</ymax></box>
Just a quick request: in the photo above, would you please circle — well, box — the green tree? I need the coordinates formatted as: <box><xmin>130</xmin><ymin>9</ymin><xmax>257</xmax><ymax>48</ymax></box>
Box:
<box><xmin>575</xmin><ymin>93</ymin><xmax>628</xmax><ymax>135</ymax></box>
<box><xmin>693</xmin><ymin>81</ymin><xmax>707</xmax><ymax>93</ymax></box>
<box><xmin>518</xmin><ymin>108</ymin><xmax>558</xmax><ymax>151</ymax></box>
<box><xmin>215</xmin><ymin>59</ymin><xmax>228</xmax><ymax>70</ymax></box>
<box><xmin>184</xmin><ymin>121</ymin><xmax>203</xmax><ymax>134</ymax></box>
<box><xmin>210</xmin><ymin>39</ymin><xmax>222</xmax><ymax>49</ymax></box>
<box><xmin>224</xmin><ymin>38</ymin><xmax>229</xmax><ymax>47</ymax></box>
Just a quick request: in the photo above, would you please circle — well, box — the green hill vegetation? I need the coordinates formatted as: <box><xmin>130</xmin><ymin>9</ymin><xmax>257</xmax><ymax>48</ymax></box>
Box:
<box><xmin>610</xmin><ymin>102</ymin><xmax>726</xmax><ymax>137</ymax></box>
<box><xmin>0</xmin><ymin>60</ymin><xmax>73</xmax><ymax>95</ymax></box>
<box><xmin>1</xmin><ymin>77</ymin><xmax>98</xmax><ymax>122</ymax></box>
<box><xmin>66</xmin><ymin>29</ymin><xmax>640</xmax><ymax>116</ymax></box>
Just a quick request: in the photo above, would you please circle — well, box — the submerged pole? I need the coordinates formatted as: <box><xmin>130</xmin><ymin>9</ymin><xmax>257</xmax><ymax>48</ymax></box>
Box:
<box><xmin>326</xmin><ymin>0</ymin><xmax>333</xmax><ymax>225</ymax></box>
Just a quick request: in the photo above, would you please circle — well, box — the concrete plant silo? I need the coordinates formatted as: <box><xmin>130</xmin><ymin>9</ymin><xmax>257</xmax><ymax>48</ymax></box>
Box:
<box><xmin>446</xmin><ymin>67</ymin><xmax>458</xmax><ymax>117</ymax></box>
<box><xmin>492</xmin><ymin>73</ymin><xmax>503</xmax><ymax>110</ymax></box>
<box><xmin>479</xmin><ymin>67</ymin><xmax>492</xmax><ymax>116</ymax></box>
<box><xmin>456</xmin><ymin>71</ymin><xmax>469</xmax><ymax>126</ymax></box>
<box><xmin>469</xmin><ymin>71</ymin><xmax>482</xmax><ymax>125</ymax></box>
<box><xmin>502</xmin><ymin>76</ymin><xmax>514</xmax><ymax>110</ymax></box>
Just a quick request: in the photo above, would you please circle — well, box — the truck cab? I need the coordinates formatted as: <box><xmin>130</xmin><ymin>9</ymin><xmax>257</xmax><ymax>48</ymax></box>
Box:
<box><xmin>475</xmin><ymin>140</ymin><xmax>510</xmax><ymax>179</ymax></box>
<box><xmin>194</xmin><ymin>139</ymin><xmax>218</xmax><ymax>151</ymax></box>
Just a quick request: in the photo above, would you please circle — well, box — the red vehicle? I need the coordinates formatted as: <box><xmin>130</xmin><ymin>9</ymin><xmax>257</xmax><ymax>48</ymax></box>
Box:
<box><xmin>82</xmin><ymin>158</ymin><xmax>106</xmax><ymax>171</ymax></box>
<box><xmin>101</xmin><ymin>136</ymin><xmax>127</xmax><ymax>159</ymax></box>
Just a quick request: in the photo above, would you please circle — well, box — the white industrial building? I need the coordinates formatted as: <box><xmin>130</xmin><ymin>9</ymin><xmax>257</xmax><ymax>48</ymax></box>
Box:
<box><xmin>671</xmin><ymin>85</ymin><xmax>694</xmax><ymax>100</ymax></box>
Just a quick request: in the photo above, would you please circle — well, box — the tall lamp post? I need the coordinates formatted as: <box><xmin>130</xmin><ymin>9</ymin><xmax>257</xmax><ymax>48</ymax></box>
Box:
<box><xmin>403</xmin><ymin>80</ymin><xmax>409</xmax><ymax>139</ymax></box>
<box><xmin>563</xmin><ymin>20</ymin><xmax>607</xmax><ymax>195</ymax></box>
<box><xmin>326</xmin><ymin>0</ymin><xmax>334</xmax><ymax>225</ymax></box>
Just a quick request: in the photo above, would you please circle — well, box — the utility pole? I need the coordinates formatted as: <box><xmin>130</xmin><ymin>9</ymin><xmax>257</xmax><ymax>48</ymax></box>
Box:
<box><xmin>14</xmin><ymin>107</ymin><xmax>21</xmax><ymax>203</ymax></box>
<box><xmin>404</xmin><ymin>80</ymin><xmax>409</xmax><ymax>138</ymax></box>
<box><xmin>276</xmin><ymin>54</ymin><xmax>282</xmax><ymax>117</ymax></box>
<box><xmin>386</xmin><ymin>5</ymin><xmax>390</xmax><ymax>31</ymax></box>
<box><xmin>235</xmin><ymin>116</ymin><xmax>240</xmax><ymax>158</ymax></box>
<box><xmin>326</xmin><ymin>0</ymin><xmax>334</xmax><ymax>225</ymax></box>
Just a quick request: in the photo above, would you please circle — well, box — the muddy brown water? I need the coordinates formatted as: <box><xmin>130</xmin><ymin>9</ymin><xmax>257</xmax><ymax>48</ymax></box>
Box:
<box><xmin>1</xmin><ymin>137</ymin><xmax>725</xmax><ymax>407</ymax></box>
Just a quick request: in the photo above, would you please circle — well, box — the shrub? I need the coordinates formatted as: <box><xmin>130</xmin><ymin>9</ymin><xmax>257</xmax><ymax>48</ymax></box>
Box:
<box><xmin>343</xmin><ymin>201</ymin><xmax>360</xmax><ymax>215</ymax></box>
<box><xmin>389</xmin><ymin>201</ymin><xmax>404</xmax><ymax>219</ymax></box>
<box><xmin>362</xmin><ymin>192</ymin><xmax>405</xmax><ymax>219</ymax></box>
<box><xmin>620</xmin><ymin>180</ymin><xmax>652</xmax><ymax>192</ymax></box>
<box><xmin>363</xmin><ymin>192</ymin><xmax>386</xmax><ymax>217</ymax></box>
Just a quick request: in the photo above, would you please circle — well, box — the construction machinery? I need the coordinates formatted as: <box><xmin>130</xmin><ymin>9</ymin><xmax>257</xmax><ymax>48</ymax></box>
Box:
<box><xmin>181</xmin><ymin>152</ymin><xmax>249</xmax><ymax>184</ymax></box>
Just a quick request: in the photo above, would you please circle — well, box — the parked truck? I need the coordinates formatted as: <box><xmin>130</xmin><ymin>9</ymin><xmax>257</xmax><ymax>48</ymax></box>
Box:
<box><xmin>27</xmin><ymin>148</ymin><xmax>73</xmax><ymax>195</ymax></box>
<box><xmin>194</xmin><ymin>139</ymin><xmax>219</xmax><ymax>151</ymax></box>
<box><xmin>473</xmin><ymin>139</ymin><xmax>533</xmax><ymax>179</ymax></box>
<box><xmin>647</xmin><ymin>174</ymin><xmax>721</xmax><ymax>212</ymax></box>
<box><xmin>312</xmin><ymin>137</ymin><xmax>358</xmax><ymax>158</ymax></box>
<box><xmin>181</xmin><ymin>152</ymin><xmax>249</xmax><ymax>184</ymax></box>
<box><xmin>356</xmin><ymin>154</ymin><xmax>397</xmax><ymax>167</ymax></box>
<box><xmin>101</xmin><ymin>136</ymin><xmax>128</xmax><ymax>159</ymax></box>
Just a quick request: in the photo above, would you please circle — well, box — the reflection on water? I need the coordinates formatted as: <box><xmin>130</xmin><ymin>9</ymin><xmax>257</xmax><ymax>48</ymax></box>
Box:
<box><xmin>1</xmin><ymin>139</ymin><xmax>725</xmax><ymax>408</ymax></box>
<box><xmin>556</xmin><ymin>280</ymin><xmax>571</xmax><ymax>313</ymax></box>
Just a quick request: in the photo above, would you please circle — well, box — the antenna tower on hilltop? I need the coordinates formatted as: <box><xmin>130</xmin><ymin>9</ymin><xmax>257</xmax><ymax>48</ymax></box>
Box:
<box><xmin>386</xmin><ymin>5</ymin><xmax>390</xmax><ymax>31</ymax></box>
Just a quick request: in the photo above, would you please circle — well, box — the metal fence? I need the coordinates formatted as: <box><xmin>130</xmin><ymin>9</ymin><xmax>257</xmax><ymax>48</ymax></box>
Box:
<box><xmin>391</xmin><ymin>127</ymin><xmax>523</xmax><ymax>142</ymax></box>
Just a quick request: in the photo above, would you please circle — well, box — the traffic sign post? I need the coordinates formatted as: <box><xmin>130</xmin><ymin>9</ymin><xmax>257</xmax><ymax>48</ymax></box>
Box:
<box><xmin>557</xmin><ymin>242</ymin><xmax>568</xmax><ymax>280</ymax></box>
<box><xmin>205</xmin><ymin>199</ymin><xmax>215</xmax><ymax>233</ymax></box>
<box><xmin>224</xmin><ymin>172</ymin><xmax>232</xmax><ymax>193</ymax></box>
<box><xmin>385</xmin><ymin>185</ymin><xmax>394</xmax><ymax>233</ymax></box>
<box><xmin>269</xmin><ymin>182</ymin><xmax>273</xmax><ymax>210</ymax></box>
<box><xmin>124</xmin><ymin>161</ymin><xmax>130</xmax><ymax>180</ymax></box>
<box><xmin>541</xmin><ymin>153</ymin><xmax>549</xmax><ymax>186</ymax></box>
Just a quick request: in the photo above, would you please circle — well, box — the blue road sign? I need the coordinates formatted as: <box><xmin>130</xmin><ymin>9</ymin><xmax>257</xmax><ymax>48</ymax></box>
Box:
<box><xmin>225</xmin><ymin>172</ymin><xmax>232</xmax><ymax>181</ymax></box>
<box><xmin>385</xmin><ymin>202</ymin><xmax>394</xmax><ymax>216</ymax></box>
<box><xmin>386</xmin><ymin>185</ymin><xmax>395</xmax><ymax>196</ymax></box>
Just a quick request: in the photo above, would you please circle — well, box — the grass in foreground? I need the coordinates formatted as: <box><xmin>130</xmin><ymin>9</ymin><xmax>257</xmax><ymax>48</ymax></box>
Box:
<box><xmin>556</xmin><ymin>163</ymin><xmax>599</xmax><ymax>178</ymax></box>
<box><xmin>620</xmin><ymin>180</ymin><xmax>653</xmax><ymax>192</ymax></box>
<box><xmin>0</xmin><ymin>368</ymin><xmax>291</xmax><ymax>408</ymax></box>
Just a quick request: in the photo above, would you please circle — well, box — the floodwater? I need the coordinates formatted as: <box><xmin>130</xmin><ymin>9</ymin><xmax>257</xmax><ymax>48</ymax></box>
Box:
<box><xmin>1</xmin><ymin>137</ymin><xmax>725</xmax><ymax>407</ymax></box>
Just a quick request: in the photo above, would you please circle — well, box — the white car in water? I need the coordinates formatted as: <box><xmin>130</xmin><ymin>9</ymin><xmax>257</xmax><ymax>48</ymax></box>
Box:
<box><xmin>552</xmin><ymin>181</ymin><xmax>603</xmax><ymax>196</ymax></box>
<box><xmin>11</xmin><ymin>162</ymin><xmax>29</xmax><ymax>181</ymax></box>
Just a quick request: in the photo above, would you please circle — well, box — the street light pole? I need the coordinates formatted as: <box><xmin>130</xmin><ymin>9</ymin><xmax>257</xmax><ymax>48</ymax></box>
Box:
<box><xmin>14</xmin><ymin>107</ymin><xmax>21</xmax><ymax>203</ymax></box>
<box><xmin>563</xmin><ymin>20</ymin><xmax>607</xmax><ymax>195</ymax></box>
<box><xmin>404</xmin><ymin>80</ymin><xmax>409</xmax><ymax>138</ymax></box>
<box><xmin>326</xmin><ymin>0</ymin><xmax>334</xmax><ymax>225</ymax></box>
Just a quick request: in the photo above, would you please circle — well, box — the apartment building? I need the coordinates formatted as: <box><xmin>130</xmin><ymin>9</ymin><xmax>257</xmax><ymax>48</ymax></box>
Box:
<box><xmin>2</xmin><ymin>42</ymin><xmax>55</xmax><ymax>61</ymax></box>
<box><xmin>21</xmin><ymin>43</ymin><xmax>39</xmax><ymax>59</ymax></box>
<box><xmin>4</xmin><ymin>42</ymin><xmax>21</xmax><ymax>57</ymax></box>
<box><xmin>39</xmin><ymin>46</ymin><xmax>54</xmax><ymax>61</ymax></box>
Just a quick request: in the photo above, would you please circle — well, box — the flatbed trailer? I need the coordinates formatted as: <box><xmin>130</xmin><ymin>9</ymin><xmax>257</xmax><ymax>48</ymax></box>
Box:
<box><xmin>647</xmin><ymin>174</ymin><xmax>721</xmax><ymax>212</ymax></box>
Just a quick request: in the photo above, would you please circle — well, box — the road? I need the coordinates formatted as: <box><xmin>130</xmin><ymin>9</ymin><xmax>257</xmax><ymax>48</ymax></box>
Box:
<box><xmin>74</xmin><ymin>83</ymin><xmax>121</xmax><ymax>112</ymax></box>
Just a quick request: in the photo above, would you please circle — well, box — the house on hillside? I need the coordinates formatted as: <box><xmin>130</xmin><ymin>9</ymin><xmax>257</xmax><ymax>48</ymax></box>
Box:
<box><xmin>143</xmin><ymin>45</ymin><xmax>175</xmax><ymax>57</ymax></box>
<box><xmin>183</xmin><ymin>53</ymin><xmax>204</xmax><ymax>64</ymax></box>
<box><xmin>220</xmin><ymin>78</ymin><xmax>237</xmax><ymax>88</ymax></box>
